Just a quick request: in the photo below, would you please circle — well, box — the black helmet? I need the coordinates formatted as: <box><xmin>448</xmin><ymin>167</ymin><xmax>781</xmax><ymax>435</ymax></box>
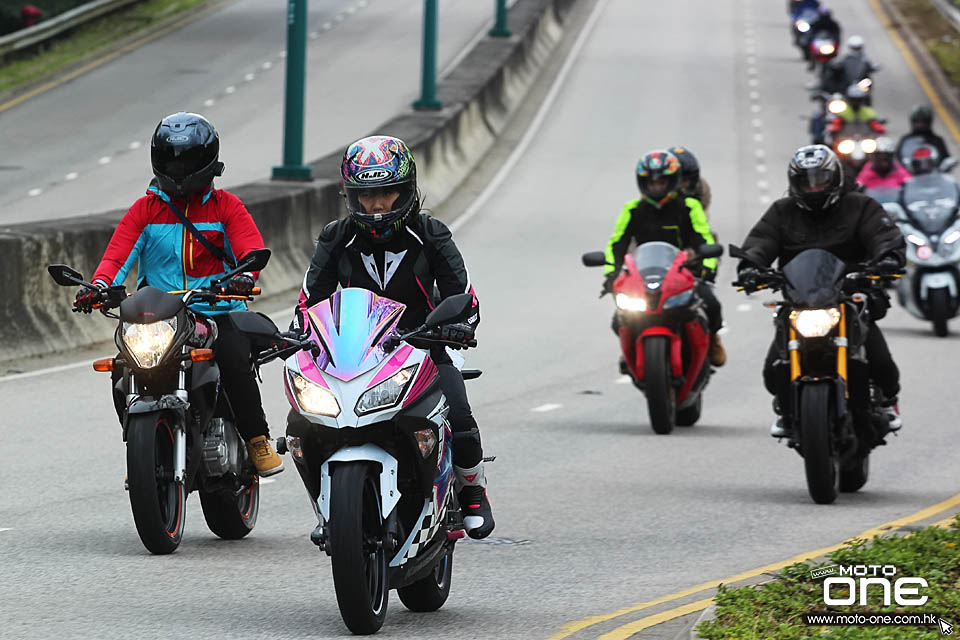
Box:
<box><xmin>151</xmin><ymin>112</ymin><xmax>224</xmax><ymax>198</ymax></box>
<box><xmin>909</xmin><ymin>104</ymin><xmax>934</xmax><ymax>132</ymax></box>
<box><xmin>788</xmin><ymin>144</ymin><xmax>844</xmax><ymax>211</ymax></box>
<box><xmin>636</xmin><ymin>150</ymin><xmax>682</xmax><ymax>207</ymax></box>
<box><xmin>671</xmin><ymin>146</ymin><xmax>701</xmax><ymax>196</ymax></box>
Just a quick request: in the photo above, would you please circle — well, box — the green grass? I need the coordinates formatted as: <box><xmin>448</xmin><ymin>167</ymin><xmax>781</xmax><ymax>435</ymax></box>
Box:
<box><xmin>697</xmin><ymin>516</ymin><xmax>960</xmax><ymax>639</ymax></box>
<box><xmin>894</xmin><ymin>0</ymin><xmax>960</xmax><ymax>87</ymax></box>
<box><xmin>0</xmin><ymin>0</ymin><xmax>208</xmax><ymax>95</ymax></box>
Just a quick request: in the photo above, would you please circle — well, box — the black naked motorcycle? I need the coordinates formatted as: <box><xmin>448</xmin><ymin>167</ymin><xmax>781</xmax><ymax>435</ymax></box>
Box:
<box><xmin>730</xmin><ymin>245</ymin><xmax>901</xmax><ymax>504</ymax></box>
<box><xmin>48</xmin><ymin>248</ymin><xmax>271</xmax><ymax>554</ymax></box>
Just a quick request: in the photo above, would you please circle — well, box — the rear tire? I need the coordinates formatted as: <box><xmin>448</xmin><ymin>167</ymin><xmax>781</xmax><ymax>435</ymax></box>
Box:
<box><xmin>800</xmin><ymin>385</ymin><xmax>839</xmax><ymax>505</ymax></box>
<box><xmin>397</xmin><ymin>545</ymin><xmax>453</xmax><ymax>612</ymax></box>
<box><xmin>930</xmin><ymin>288</ymin><xmax>951</xmax><ymax>337</ymax></box>
<box><xmin>329</xmin><ymin>463</ymin><xmax>388</xmax><ymax>635</ymax></box>
<box><xmin>127</xmin><ymin>414</ymin><xmax>185</xmax><ymax>554</ymax></box>
<box><xmin>200</xmin><ymin>476</ymin><xmax>259</xmax><ymax>540</ymax></box>
<box><xmin>644</xmin><ymin>336</ymin><xmax>676</xmax><ymax>434</ymax></box>
<box><xmin>840</xmin><ymin>454</ymin><xmax>870</xmax><ymax>493</ymax></box>
<box><xmin>676</xmin><ymin>395</ymin><xmax>703</xmax><ymax>427</ymax></box>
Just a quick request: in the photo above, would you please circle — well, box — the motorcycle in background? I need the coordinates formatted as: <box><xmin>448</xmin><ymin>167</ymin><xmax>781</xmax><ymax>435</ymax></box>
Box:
<box><xmin>582</xmin><ymin>242</ymin><xmax>723</xmax><ymax>434</ymax></box>
<box><xmin>47</xmin><ymin>248</ymin><xmax>271</xmax><ymax>554</ymax></box>
<box><xmin>232</xmin><ymin>289</ymin><xmax>478</xmax><ymax>635</ymax></box>
<box><xmin>730</xmin><ymin>245</ymin><xmax>902</xmax><ymax>504</ymax></box>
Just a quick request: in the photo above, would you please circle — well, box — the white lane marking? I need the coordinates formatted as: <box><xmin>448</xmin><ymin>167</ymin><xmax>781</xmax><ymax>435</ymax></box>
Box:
<box><xmin>345</xmin><ymin>6</ymin><xmax>356</xmax><ymax>13</ymax></box>
<box><xmin>748</xmin><ymin>77</ymin><xmax>759</xmax><ymax>87</ymax></box>
<box><xmin>746</xmin><ymin>56</ymin><xmax>756</xmax><ymax>65</ymax></box>
<box><xmin>278</xmin><ymin>51</ymin><xmax>287</xmax><ymax>59</ymax></box>
<box><xmin>0</xmin><ymin>360</ymin><xmax>90</xmax><ymax>382</ymax></box>
<box><xmin>98</xmin><ymin>156</ymin><xmax>111</xmax><ymax>165</ymax></box>
<box><xmin>747</xmin><ymin>67</ymin><xmax>758</xmax><ymax>76</ymax></box>
<box><xmin>450</xmin><ymin>0</ymin><xmax>611</xmax><ymax>232</ymax></box>
<box><xmin>752</xmin><ymin>118</ymin><xmax>763</xmax><ymax>128</ymax></box>
<box><xmin>65</xmin><ymin>172</ymin><xmax>79</xmax><ymax>181</ymax></box>
<box><xmin>749</xmin><ymin>91</ymin><xmax>759</xmax><ymax>100</ymax></box>
<box><xmin>737</xmin><ymin>303</ymin><xmax>752</xmax><ymax>312</ymax></box>
<box><xmin>335</xmin><ymin>13</ymin><xmax>344</xmax><ymax>21</ymax></box>
<box><xmin>244</xmin><ymin>73</ymin><xmax>255</xmax><ymax>81</ymax></box>
<box><xmin>615</xmin><ymin>376</ymin><xmax>631</xmax><ymax>385</ymax></box>
<box><xmin>757</xmin><ymin>179</ymin><xmax>768</xmax><ymax>189</ymax></box>
<box><xmin>756</xmin><ymin>164</ymin><xmax>768</xmax><ymax>173</ymax></box>
<box><xmin>204</xmin><ymin>98</ymin><xmax>215</xmax><ymax>107</ymax></box>
<box><xmin>755</xmin><ymin>149</ymin><xmax>765</xmax><ymax>159</ymax></box>
<box><xmin>322</xmin><ymin>21</ymin><xmax>332</xmax><ymax>30</ymax></box>
<box><xmin>129</xmin><ymin>141</ymin><xmax>141</xmax><ymax>150</ymax></box>
<box><xmin>754</xmin><ymin>133</ymin><xmax>764</xmax><ymax>143</ymax></box>
<box><xmin>760</xmin><ymin>194</ymin><xmax>771</xmax><ymax>204</ymax></box>
<box><xmin>262</xmin><ymin>61</ymin><xmax>272</xmax><ymax>70</ymax></box>
<box><xmin>260</xmin><ymin>478</ymin><xmax>276</xmax><ymax>485</ymax></box>
<box><xmin>750</xmin><ymin>104</ymin><xmax>761</xmax><ymax>113</ymax></box>
<box><xmin>309</xmin><ymin>31</ymin><xmax>319</xmax><ymax>39</ymax></box>
<box><xmin>225</xmin><ymin>86</ymin><xmax>236</xmax><ymax>94</ymax></box>
<box><xmin>531</xmin><ymin>403</ymin><xmax>562</xmax><ymax>413</ymax></box>
<box><xmin>0</xmin><ymin>528</ymin><xmax>11</xmax><ymax>533</ymax></box>
<box><xmin>746</xmin><ymin>46</ymin><xmax>756</xmax><ymax>55</ymax></box>
<box><xmin>27</xmin><ymin>187</ymin><xmax>42</xmax><ymax>196</ymax></box>
<box><xmin>358</xmin><ymin>0</ymin><xmax>367</xmax><ymax>6</ymax></box>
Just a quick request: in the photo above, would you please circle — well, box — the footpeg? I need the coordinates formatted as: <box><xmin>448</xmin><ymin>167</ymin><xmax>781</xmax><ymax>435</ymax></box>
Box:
<box><xmin>310</xmin><ymin>524</ymin><xmax>327</xmax><ymax>550</ymax></box>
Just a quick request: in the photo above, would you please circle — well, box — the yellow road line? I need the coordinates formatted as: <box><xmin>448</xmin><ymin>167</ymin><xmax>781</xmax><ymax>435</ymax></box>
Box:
<box><xmin>547</xmin><ymin>493</ymin><xmax>960</xmax><ymax>640</ymax></box>
<box><xmin>867</xmin><ymin>0</ymin><xmax>960</xmax><ymax>147</ymax></box>
<box><xmin>931</xmin><ymin>513</ymin><xmax>959</xmax><ymax>528</ymax></box>
<box><xmin>597</xmin><ymin>597</ymin><xmax>715</xmax><ymax>640</ymax></box>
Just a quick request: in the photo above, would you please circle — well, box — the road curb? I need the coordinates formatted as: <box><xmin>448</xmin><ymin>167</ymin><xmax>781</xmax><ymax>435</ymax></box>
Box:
<box><xmin>0</xmin><ymin>0</ymin><xmax>584</xmax><ymax>364</ymax></box>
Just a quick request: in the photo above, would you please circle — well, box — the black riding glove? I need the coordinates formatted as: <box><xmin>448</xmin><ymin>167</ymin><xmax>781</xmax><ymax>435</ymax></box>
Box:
<box><xmin>224</xmin><ymin>273</ymin><xmax>255</xmax><ymax>295</ymax></box>
<box><xmin>74</xmin><ymin>287</ymin><xmax>105</xmax><ymax>313</ymax></box>
<box><xmin>737</xmin><ymin>267</ymin><xmax>761</xmax><ymax>288</ymax></box>
<box><xmin>440</xmin><ymin>323</ymin><xmax>474</xmax><ymax>348</ymax></box>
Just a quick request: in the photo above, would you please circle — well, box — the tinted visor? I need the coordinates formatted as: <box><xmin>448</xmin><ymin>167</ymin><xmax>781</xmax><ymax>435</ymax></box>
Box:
<box><xmin>152</xmin><ymin>141</ymin><xmax>217</xmax><ymax>180</ymax></box>
<box><xmin>345</xmin><ymin>182</ymin><xmax>416</xmax><ymax>227</ymax></box>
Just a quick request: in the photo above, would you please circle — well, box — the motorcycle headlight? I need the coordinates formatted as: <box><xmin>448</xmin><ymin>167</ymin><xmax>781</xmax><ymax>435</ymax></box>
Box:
<box><xmin>820</xmin><ymin>43</ymin><xmax>835</xmax><ymax>55</ymax></box>
<box><xmin>615</xmin><ymin>293</ymin><xmax>647</xmax><ymax>312</ymax></box>
<box><xmin>943</xmin><ymin>230</ymin><xmax>960</xmax><ymax>245</ymax></box>
<box><xmin>906</xmin><ymin>233</ymin><xmax>927</xmax><ymax>246</ymax></box>
<box><xmin>122</xmin><ymin>318</ymin><xmax>177</xmax><ymax>368</ymax></box>
<box><xmin>828</xmin><ymin>99</ymin><xmax>848</xmax><ymax>114</ymax></box>
<box><xmin>797</xmin><ymin>20</ymin><xmax>810</xmax><ymax>32</ymax></box>
<box><xmin>356</xmin><ymin>364</ymin><xmax>418</xmax><ymax>415</ymax></box>
<box><xmin>662</xmin><ymin>290</ymin><xmax>694</xmax><ymax>309</ymax></box>
<box><xmin>790</xmin><ymin>308</ymin><xmax>841</xmax><ymax>338</ymax></box>
<box><xmin>861</xmin><ymin>138</ymin><xmax>877</xmax><ymax>154</ymax></box>
<box><xmin>289</xmin><ymin>371</ymin><xmax>340</xmax><ymax>417</ymax></box>
<box><xmin>837</xmin><ymin>139</ymin><xmax>856</xmax><ymax>155</ymax></box>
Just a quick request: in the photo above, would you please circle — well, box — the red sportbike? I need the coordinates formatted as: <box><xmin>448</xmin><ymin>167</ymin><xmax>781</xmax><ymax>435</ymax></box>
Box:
<box><xmin>583</xmin><ymin>242</ymin><xmax>723</xmax><ymax>434</ymax></box>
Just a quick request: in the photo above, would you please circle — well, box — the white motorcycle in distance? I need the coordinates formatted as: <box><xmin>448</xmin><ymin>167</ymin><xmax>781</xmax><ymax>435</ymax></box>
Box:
<box><xmin>877</xmin><ymin>172</ymin><xmax>960</xmax><ymax>336</ymax></box>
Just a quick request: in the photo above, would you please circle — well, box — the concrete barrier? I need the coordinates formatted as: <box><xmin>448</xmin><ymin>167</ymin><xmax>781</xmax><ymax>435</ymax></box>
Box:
<box><xmin>0</xmin><ymin>0</ymin><xmax>579</xmax><ymax>364</ymax></box>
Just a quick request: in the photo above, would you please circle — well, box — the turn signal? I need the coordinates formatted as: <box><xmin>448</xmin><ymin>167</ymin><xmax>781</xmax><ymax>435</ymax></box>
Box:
<box><xmin>92</xmin><ymin>358</ymin><xmax>114</xmax><ymax>372</ymax></box>
<box><xmin>190</xmin><ymin>349</ymin><xmax>215</xmax><ymax>362</ymax></box>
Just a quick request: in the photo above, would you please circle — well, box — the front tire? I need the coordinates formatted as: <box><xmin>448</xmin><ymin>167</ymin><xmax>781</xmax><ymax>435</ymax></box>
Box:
<box><xmin>397</xmin><ymin>545</ymin><xmax>453</xmax><ymax>612</ymax></box>
<box><xmin>200</xmin><ymin>476</ymin><xmax>259</xmax><ymax>540</ymax></box>
<box><xmin>840</xmin><ymin>454</ymin><xmax>870</xmax><ymax>493</ymax></box>
<box><xmin>799</xmin><ymin>385</ymin><xmax>839</xmax><ymax>504</ymax></box>
<box><xmin>644</xmin><ymin>336</ymin><xmax>676</xmax><ymax>434</ymax></box>
<box><xmin>676</xmin><ymin>394</ymin><xmax>703</xmax><ymax>427</ymax></box>
<box><xmin>329</xmin><ymin>463</ymin><xmax>389</xmax><ymax>635</ymax></box>
<box><xmin>929</xmin><ymin>288</ymin><xmax>951</xmax><ymax>337</ymax></box>
<box><xmin>127</xmin><ymin>413</ymin><xmax>185</xmax><ymax>554</ymax></box>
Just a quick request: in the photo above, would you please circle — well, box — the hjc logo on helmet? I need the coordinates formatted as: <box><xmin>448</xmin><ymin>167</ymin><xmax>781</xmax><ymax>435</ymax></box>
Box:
<box><xmin>356</xmin><ymin>169</ymin><xmax>391</xmax><ymax>182</ymax></box>
<box><xmin>168</xmin><ymin>135</ymin><xmax>190</xmax><ymax>143</ymax></box>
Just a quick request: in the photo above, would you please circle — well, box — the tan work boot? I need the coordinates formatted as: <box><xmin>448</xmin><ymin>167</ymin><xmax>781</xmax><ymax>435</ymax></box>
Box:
<box><xmin>708</xmin><ymin>334</ymin><xmax>726</xmax><ymax>367</ymax></box>
<box><xmin>248</xmin><ymin>435</ymin><xmax>284</xmax><ymax>477</ymax></box>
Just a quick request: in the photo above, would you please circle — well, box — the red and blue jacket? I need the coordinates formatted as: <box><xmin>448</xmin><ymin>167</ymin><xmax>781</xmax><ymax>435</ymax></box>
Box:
<box><xmin>92</xmin><ymin>186</ymin><xmax>264</xmax><ymax>315</ymax></box>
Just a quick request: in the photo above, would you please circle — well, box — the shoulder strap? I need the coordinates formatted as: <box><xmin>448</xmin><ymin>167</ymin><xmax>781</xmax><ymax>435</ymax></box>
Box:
<box><xmin>162</xmin><ymin>197</ymin><xmax>236</xmax><ymax>268</ymax></box>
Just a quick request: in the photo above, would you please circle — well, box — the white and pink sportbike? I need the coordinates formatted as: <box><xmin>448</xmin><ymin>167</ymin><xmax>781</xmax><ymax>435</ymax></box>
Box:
<box><xmin>232</xmin><ymin>288</ymin><xmax>479</xmax><ymax>635</ymax></box>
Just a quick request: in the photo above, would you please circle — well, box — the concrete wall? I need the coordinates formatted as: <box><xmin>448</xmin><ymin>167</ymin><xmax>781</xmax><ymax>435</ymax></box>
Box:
<box><xmin>0</xmin><ymin>0</ymin><xmax>579</xmax><ymax>363</ymax></box>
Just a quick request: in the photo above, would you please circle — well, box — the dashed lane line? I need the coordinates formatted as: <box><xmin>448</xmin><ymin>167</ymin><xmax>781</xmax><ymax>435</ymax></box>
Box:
<box><xmin>531</xmin><ymin>403</ymin><xmax>562</xmax><ymax>413</ymax></box>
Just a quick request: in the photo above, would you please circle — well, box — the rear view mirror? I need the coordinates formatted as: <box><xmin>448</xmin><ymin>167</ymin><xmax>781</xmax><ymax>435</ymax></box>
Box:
<box><xmin>425</xmin><ymin>293</ymin><xmax>473</xmax><ymax>327</ymax></box>
<box><xmin>229</xmin><ymin>311</ymin><xmax>281</xmax><ymax>338</ymax></box>
<box><xmin>47</xmin><ymin>264</ymin><xmax>87</xmax><ymax>287</ymax></box>
<box><xmin>240</xmin><ymin>248</ymin><xmax>271</xmax><ymax>272</ymax></box>
<box><xmin>940</xmin><ymin>157</ymin><xmax>958</xmax><ymax>173</ymax></box>
<box><xmin>696</xmin><ymin>244</ymin><xmax>724</xmax><ymax>259</ymax></box>
<box><xmin>581</xmin><ymin>251</ymin><xmax>608</xmax><ymax>267</ymax></box>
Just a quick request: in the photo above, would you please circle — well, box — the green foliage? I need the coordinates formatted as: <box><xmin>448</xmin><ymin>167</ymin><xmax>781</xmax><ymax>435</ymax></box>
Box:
<box><xmin>697</xmin><ymin>516</ymin><xmax>960</xmax><ymax>639</ymax></box>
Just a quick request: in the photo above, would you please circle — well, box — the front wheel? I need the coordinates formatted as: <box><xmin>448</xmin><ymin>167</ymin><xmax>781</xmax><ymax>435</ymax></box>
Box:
<box><xmin>127</xmin><ymin>413</ymin><xmax>185</xmax><ymax>554</ymax></box>
<box><xmin>199</xmin><ymin>476</ymin><xmax>259</xmax><ymax>540</ymax></box>
<box><xmin>644</xmin><ymin>336</ymin><xmax>676</xmax><ymax>434</ymax></box>
<box><xmin>676</xmin><ymin>394</ymin><xmax>703</xmax><ymax>427</ymax></box>
<box><xmin>397</xmin><ymin>545</ymin><xmax>453</xmax><ymax>612</ymax></box>
<box><xmin>800</xmin><ymin>385</ymin><xmax>839</xmax><ymax>504</ymax></box>
<box><xmin>840</xmin><ymin>453</ymin><xmax>870</xmax><ymax>493</ymax></box>
<box><xmin>329</xmin><ymin>463</ymin><xmax>389</xmax><ymax>635</ymax></box>
<box><xmin>929</xmin><ymin>288</ymin><xmax>951</xmax><ymax>337</ymax></box>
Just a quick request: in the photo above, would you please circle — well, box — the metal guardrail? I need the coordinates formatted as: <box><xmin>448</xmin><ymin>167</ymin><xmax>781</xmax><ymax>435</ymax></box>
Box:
<box><xmin>932</xmin><ymin>0</ymin><xmax>960</xmax><ymax>34</ymax></box>
<box><xmin>0</xmin><ymin>0</ymin><xmax>143</xmax><ymax>59</ymax></box>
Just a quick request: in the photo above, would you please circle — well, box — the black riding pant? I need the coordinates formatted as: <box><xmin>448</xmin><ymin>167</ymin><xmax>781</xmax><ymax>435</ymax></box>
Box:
<box><xmin>433</xmin><ymin>348</ymin><xmax>483</xmax><ymax>468</ymax></box>
<box><xmin>763</xmin><ymin>320</ymin><xmax>900</xmax><ymax>400</ymax></box>
<box><xmin>111</xmin><ymin>315</ymin><xmax>270</xmax><ymax>442</ymax></box>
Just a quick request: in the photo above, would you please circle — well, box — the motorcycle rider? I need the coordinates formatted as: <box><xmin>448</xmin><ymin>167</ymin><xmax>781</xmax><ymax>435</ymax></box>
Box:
<box><xmin>856</xmin><ymin>137</ymin><xmax>912</xmax><ymax>190</ymax></box>
<box><xmin>74</xmin><ymin>112</ymin><xmax>284</xmax><ymax>477</ymax></box>
<box><xmin>671</xmin><ymin>146</ymin><xmax>712</xmax><ymax>215</ymax></box>
<box><xmin>897</xmin><ymin>105</ymin><xmax>951</xmax><ymax>166</ymax></box>
<box><xmin>819</xmin><ymin>35</ymin><xmax>878</xmax><ymax>97</ymax></box>
<box><xmin>736</xmin><ymin>145</ymin><xmax>905</xmax><ymax>437</ymax></box>
<box><xmin>295</xmin><ymin>135</ymin><xmax>494</xmax><ymax>540</ymax></box>
<box><xmin>605</xmin><ymin>149</ymin><xmax>726</xmax><ymax>366</ymax></box>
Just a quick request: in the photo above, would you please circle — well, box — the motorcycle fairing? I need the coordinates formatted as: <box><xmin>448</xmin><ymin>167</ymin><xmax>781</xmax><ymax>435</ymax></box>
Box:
<box><xmin>318</xmin><ymin>444</ymin><xmax>400</xmax><ymax>521</ymax></box>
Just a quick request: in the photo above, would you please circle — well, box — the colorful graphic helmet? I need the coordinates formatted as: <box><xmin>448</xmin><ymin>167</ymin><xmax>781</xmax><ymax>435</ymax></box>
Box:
<box><xmin>788</xmin><ymin>144</ymin><xmax>844</xmax><ymax>211</ymax></box>
<box><xmin>910</xmin><ymin>144</ymin><xmax>939</xmax><ymax>175</ymax></box>
<box><xmin>341</xmin><ymin>135</ymin><xmax>418</xmax><ymax>243</ymax></box>
<box><xmin>636</xmin><ymin>150</ymin><xmax>682</xmax><ymax>206</ymax></box>
<box><xmin>671</xmin><ymin>146</ymin><xmax>701</xmax><ymax>196</ymax></box>
<box><xmin>151</xmin><ymin>112</ymin><xmax>224</xmax><ymax>198</ymax></box>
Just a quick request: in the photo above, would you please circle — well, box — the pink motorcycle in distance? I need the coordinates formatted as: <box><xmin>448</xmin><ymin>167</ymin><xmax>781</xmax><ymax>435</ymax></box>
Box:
<box><xmin>231</xmin><ymin>288</ymin><xmax>478</xmax><ymax>635</ymax></box>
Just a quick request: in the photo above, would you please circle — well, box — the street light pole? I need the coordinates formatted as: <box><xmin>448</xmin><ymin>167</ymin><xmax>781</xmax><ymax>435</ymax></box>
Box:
<box><xmin>272</xmin><ymin>0</ymin><xmax>312</xmax><ymax>180</ymax></box>
<box><xmin>490</xmin><ymin>0</ymin><xmax>511</xmax><ymax>37</ymax></box>
<box><xmin>413</xmin><ymin>0</ymin><xmax>442</xmax><ymax>111</ymax></box>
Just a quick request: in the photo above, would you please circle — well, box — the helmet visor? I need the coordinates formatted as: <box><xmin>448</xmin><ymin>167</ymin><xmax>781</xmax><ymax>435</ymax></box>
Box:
<box><xmin>345</xmin><ymin>182</ymin><xmax>416</xmax><ymax>228</ymax></box>
<box><xmin>152</xmin><ymin>143</ymin><xmax>216</xmax><ymax>181</ymax></box>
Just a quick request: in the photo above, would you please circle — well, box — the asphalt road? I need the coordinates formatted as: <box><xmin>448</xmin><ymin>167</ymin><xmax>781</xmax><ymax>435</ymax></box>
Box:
<box><xmin>2</xmin><ymin>0</ymin><xmax>959</xmax><ymax>639</ymax></box>
<box><xmin>0</xmin><ymin>0</ymin><xmax>506</xmax><ymax>224</ymax></box>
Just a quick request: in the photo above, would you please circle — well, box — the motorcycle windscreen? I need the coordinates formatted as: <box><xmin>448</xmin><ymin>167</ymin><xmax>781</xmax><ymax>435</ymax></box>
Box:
<box><xmin>862</xmin><ymin>186</ymin><xmax>900</xmax><ymax>206</ymax></box>
<box><xmin>302</xmin><ymin>288</ymin><xmax>407</xmax><ymax>381</ymax></box>
<box><xmin>903</xmin><ymin>174</ymin><xmax>959</xmax><ymax>235</ymax></box>
<box><xmin>631</xmin><ymin>241</ymin><xmax>681</xmax><ymax>283</ymax></box>
<box><xmin>782</xmin><ymin>249</ymin><xmax>846</xmax><ymax>308</ymax></box>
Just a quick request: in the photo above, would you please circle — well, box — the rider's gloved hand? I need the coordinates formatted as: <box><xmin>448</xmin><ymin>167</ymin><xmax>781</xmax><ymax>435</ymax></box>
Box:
<box><xmin>601</xmin><ymin>273</ymin><xmax>616</xmax><ymax>297</ymax></box>
<box><xmin>737</xmin><ymin>267</ymin><xmax>761</xmax><ymax>288</ymax></box>
<box><xmin>440</xmin><ymin>323</ymin><xmax>474</xmax><ymax>348</ymax></box>
<box><xmin>224</xmin><ymin>273</ymin><xmax>255</xmax><ymax>295</ymax></box>
<box><xmin>875</xmin><ymin>255</ymin><xmax>903</xmax><ymax>274</ymax></box>
<box><xmin>74</xmin><ymin>286</ymin><xmax>106</xmax><ymax>313</ymax></box>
